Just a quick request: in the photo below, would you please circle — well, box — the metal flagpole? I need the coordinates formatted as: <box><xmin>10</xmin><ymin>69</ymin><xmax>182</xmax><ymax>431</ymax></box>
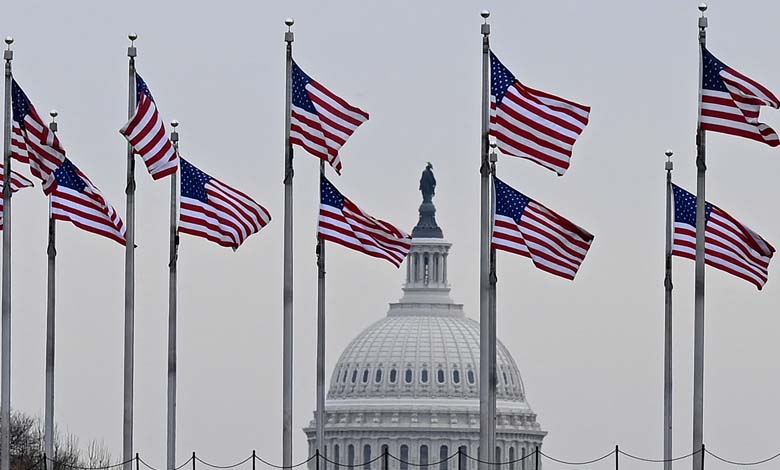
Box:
<box><xmin>282</xmin><ymin>18</ymin><xmax>295</xmax><ymax>469</ymax></box>
<box><xmin>44</xmin><ymin>110</ymin><xmax>59</xmax><ymax>462</ymax></box>
<box><xmin>167</xmin><ymin>120</ymin><xmax>180</xmax><ymax>470</ymax></box>
<box><xmin>315</xmin><ymin>160</ymin><xmax>326</xmax><ymax>459</ymax></box>
<box><xmin>663</xmin><ymin>149</ymin><xmax>674</xmax><ymax>470</ymax></box>
<box><xmin>692</xmin><ymin>5</ymin><xmax>707</xmax><ymax>470</ymax></box>
<box><xmin>478</xmin><ymin>10</ymin><xmax>492</xmax><ymax>470</ymax></box>
<box><xmin>1</xmin><ymin>35</ymin><xmax>13</xmax><ymax>470</ymax></box>
<box><xmin>488</xmin><ymin>143</ymin><xmax>498</xmax><ymax>466</ymax></box>
<box><xmin>124</xmin><ymin>33</ymin><xmax>138</xmax><ymax>470</ymax></box>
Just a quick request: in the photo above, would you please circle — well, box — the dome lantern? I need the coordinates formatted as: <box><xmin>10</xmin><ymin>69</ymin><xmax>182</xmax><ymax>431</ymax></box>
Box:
<box><xmin>401</xmin><ymin>163</ymin><xmax>454</xmax><ymax>304</ymax></box>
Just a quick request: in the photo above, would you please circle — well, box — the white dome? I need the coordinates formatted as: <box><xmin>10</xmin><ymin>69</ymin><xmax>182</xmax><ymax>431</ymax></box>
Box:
<box><xmin>328</xmin><ymin>308</ymin><xmax>527</xmax><ymax>403</ymax></box>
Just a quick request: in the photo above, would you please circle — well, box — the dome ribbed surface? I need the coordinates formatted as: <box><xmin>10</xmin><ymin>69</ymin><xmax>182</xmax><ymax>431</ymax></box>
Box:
<box><xmin>328</xmin><ymin>313</ymin><xmax>526</xmax><ymax>402</ymax></box>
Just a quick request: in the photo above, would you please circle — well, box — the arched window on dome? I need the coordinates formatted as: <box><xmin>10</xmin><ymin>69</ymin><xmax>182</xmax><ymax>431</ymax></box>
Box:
<box><xmin>420</xmin><ymin>369</ymin><xmax>429</xmax><ymax>384</ymax></box>
<box><xmin>342</xmin><ymin>367</ymin><xmax>349</xmax><ymax>384</ymax></box>
<box><xmin>363</xmin><ymin>445</ymin><xmax>371</xmax><ymax>470</ymax></box>
<box><xmin>351</xmin><ymin>369</ymin><xmax>358</xmax><ymax>384</ymax></box>
<box><xmin>400</xmin><ymin>445</ymin><xmax>409</xmax><ymax>470</ymax></box>
<box><xmin>437</xmin><ymin>369</ymin><xmax>445</xmax><ymax>384</ymax></box>
<box><xmin>362</xmin><ymin>369</ymin><xmax>370</xmax><ymax>384</ymax></box>
<box><xmin>348</xmin><ymin>445</ymin><xmax>355</xmax><ymax>467</ymax></box>
<box><xmin>389</xmin><ymin>368</ymin><xmax>398</xmax><ymax>384</ymax></box>
<box><xmin>508</xmin><ymin>446</ymin><xmax>515</xmax><ymax>470</ymax></box>
<box><xmin>467</xmin><ymin>369</ymin><xmax>475</xmax><ymax>385</ymax></box>
<box><xmin>439</xmin><ymin>445</ymin><xmax>449</xmax><ymax>470</ymax></box>
<box><xmin>375</xmin><ymin>369</ymin><xmax>382</xmax><ymax>384</ymax></box>
<box><xmin>419</xmin><ymin>445</ymin><xmax>429</xmax><ymax>466</ymax></box>
<box><xmin>503</xmin><ymin>371</ymin><xmax>509</xmax><ymax>386</ymax></box>
<box><xmin>452</xmin><ymin>369</ymin><xmax>461</xmax><ymax>384</ymax></box>
<box><xmin>334</xmin><ymin>445</ymin><xmax>340</xmax><ymax>469</ymax></box>
<box><xmin>458</xmin><ymin>446</ymin><xmax>467</xmax><ymax>470</ymax></box>
<box><xmin>405</xmin><ymin>368</ymin><xmax>413</xmax><ymax>384</ymax></box>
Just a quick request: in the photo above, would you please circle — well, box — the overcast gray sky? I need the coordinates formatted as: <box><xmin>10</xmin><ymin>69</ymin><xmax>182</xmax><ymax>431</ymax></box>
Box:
<box><xmin>3</xmin><ymin>1</ymin><xmax>780</xmax><ymax>468</ymax></box>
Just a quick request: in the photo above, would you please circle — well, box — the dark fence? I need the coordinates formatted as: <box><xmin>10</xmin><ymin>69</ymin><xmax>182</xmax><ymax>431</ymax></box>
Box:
<box><xmin>23</xmin><ymin>444</ymin><xmax>780</xmax><ymax>470</ymax></box>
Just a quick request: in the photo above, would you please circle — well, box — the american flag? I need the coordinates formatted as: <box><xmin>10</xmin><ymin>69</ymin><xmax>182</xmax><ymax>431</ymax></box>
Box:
<box><xmin>50</xmin><ymin>159</ymin><xmax>126</xmax><ymax>245</ymax></box>
<box><xmin>178</xmin><ymin>158</ymin><xmax>271</xmax><ymax>249</ymax></box>
<box><xmin>492</xmin><ymin>177</ymin><xmax>593</xmax><ymax>280</ymax></box>
<box><xmin>0</xmin><ymin>164</ymin><xmax>34</xmax><ymax>231</ymax></box>
<box><xmin>10</xmin><ymin>79</ymin><xmax>125</xmax><ymax>244</ymax></box>
<box><xmin>672</xmin><ymin>184</ymin><xmax>774</xmax><ymax>290</ymax></box>
<box><xmin>490</xmin><ymin>52</ymin><xmax>590</xmax><ymax>176</ymax></box>
<box><xmin>119</xmin><ymin>73</ymin><xmax>178</xmax><ymax>180</ymax></box>
<box><xmin>318</xmin><ymin>176</ymin><xmax>411</xmax><ymax>267</ymax></box>
<box><xmin>700</xmin><ymin>47</ymin><xmax>780</xmax><ymax>146</ymax></box>
<box><xmin>10</xmin><ymin>80</ymin><xmax>66</xmax><ymax>192</ymax></box>
<box><xmin>290</xmin><ymin>61</ymin><xmax>369</xmax><ymax>174</ymax></box>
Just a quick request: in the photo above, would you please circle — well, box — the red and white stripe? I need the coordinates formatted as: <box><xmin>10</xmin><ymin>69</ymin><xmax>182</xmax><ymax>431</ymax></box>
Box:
<box><xmin>491</xmin><ymin>84</ymin><xmax>590</xmax><ymax>176</ymax></box>
<box><xmin>673</xmin><ymin>206</ymin><xmax>774</xmax><ymax>290</ymax></box>
<box><xmin>492</xmin><ymin>202</ymin><xmax>593</xmax><ymax>280</ymax></box>
<box><xmin>319</xmin><ymin>200</ymin><xmax>411</xmax><ymax>268</ymax></box>
<box><xmin>0</xmin><ymin>164</ymin><xmax>34</xmax><ymax>231</ymax></box>
<box><xmin>179</xmin><ymin>178</ymin><xmax>271</xmax><ymax>250</ymax></box>
<box><xmin>119</xmin><ymin>93</ymin><xmax>178</xmax><ymax>180</ymax></box>
<box><xmin>51</xmin><ymin>169</ymin><xmax>126</xmax><ymax>245</ymax></box>
<box><xmin>701</xmin><ymin>66</ymin><xmax>780</xmax><ymax>146</ymax></box>
<box><xmin>11</xmin><ymin>112</ymin><xmax>65</xmax><ymax>193</ymax></box>
<box><xmin>290</xmin><ymin>80</ymin><xmax>369</xmax><ymax>174</ymax></box>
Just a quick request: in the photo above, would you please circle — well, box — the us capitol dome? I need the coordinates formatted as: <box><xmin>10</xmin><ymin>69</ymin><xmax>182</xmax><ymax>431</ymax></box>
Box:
<box><xmin>304</xmin><ymin>164</ymin><xmax>545</xmax><ymax>469</ymax></box>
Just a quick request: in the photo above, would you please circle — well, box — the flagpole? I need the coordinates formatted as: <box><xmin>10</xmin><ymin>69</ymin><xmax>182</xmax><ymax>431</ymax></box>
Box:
<box><xmin>692</xmin><ymin>5</ymin><xmax>707</xmax><ymax>470</ymax></box>
<box><xmin>315</xmin><ymin>160</ymin><xmax>326</xmax><ymax>459</ymax></box>
<box><xmin>1</xmin><ymin>35</ymin><xmax>13</xmax><ymax>470</ymax></box>
<box><xmin>123</xmin><ymin>33</ymin><xmax>138</xmax><ymax>470</ymax></box>
<box><xmin>167</xmin><ymin>120</ymin><xmax>180</xmax><ymax>470</ymax></box>
<box><xmin>44</xmin><ymin>110</ymin><xmax>59</xmax><ymax>462</ymax></box>
<box><xmin>282</xmin><ymin>18</ymin><xmax>295</xmax><ymax>469</ymax></box>
<box><xmin>488</xmin><ymin>142</ymin><xmax>498</xmax><ymax>466</ymax></box>
<box><xmin>478</xmin><ymin>10</ymin><xmax>492</xmax><ymax>470</ymax></box>
<box><xmin>663</xmin><ymin>149</ymin><xmax>674</xmax><ymax>470</ymax></box>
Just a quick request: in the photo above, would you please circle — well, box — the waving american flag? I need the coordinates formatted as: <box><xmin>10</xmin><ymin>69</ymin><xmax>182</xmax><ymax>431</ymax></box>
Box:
<box><xmin>290</xmin><ymin>61</ymin><xmax>369</xmax><ymax>174</ymax></box>
<box><xmin>490</xmin><ymin>51</ymin><xmax>590</xmax><ymax>176</ymax></box>
<box><xmin>700</xmin><ymin>47</ymin><xmax>780</xmax><ymax>146</ymax></box>
<box><xmin>492</xmin><ymin>177</ymin><xmax>593</xmax><ymax>280</ymax></box>
<box><xmin>10</xmin><ymin>80</ymin><xmax>65</xmax><ymax>192</ymax></box>
<box><xmin>178</xmin><ymin>158</ymin><xmax>271</xmax><ymax>249</ymax></box>
<box><xmin>0</xmin><ymin>164</ymin><xmax>34</xmax><ymax>231</ymax></box>
<box><xmin>119</xmin><ymin>74</ymin><xmax>179</xmax><ymax>180</ymax></box>
<box><xmin>318</xmin><ymin>177</ymin><xmax>410</xmax><ymax>267</ymax></box>
<box><xmin>50</xmin><ymin>159</ymin><xmax>126</xmax><ymax>245</ymax></box>
<box><xmin>11</xmin><ymin>79</ymin><xmax>125</xmax><ymax>244</ymax></box>
<box><xmin>672</xmin><ymin>184</ymin><xmax>774</xmax><ymax>290</ymax></box>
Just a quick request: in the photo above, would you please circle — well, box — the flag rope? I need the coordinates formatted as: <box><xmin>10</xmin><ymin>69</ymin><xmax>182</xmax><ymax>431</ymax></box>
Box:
<box><xmin>704</xmin><ymin>449</ymin><xmax>780</xmax><ymax>466</ymax></box>
<box><xmin>14</xmin><ymin>445</ymin><xmax>780</xmax><ymax>469</ymax></box>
